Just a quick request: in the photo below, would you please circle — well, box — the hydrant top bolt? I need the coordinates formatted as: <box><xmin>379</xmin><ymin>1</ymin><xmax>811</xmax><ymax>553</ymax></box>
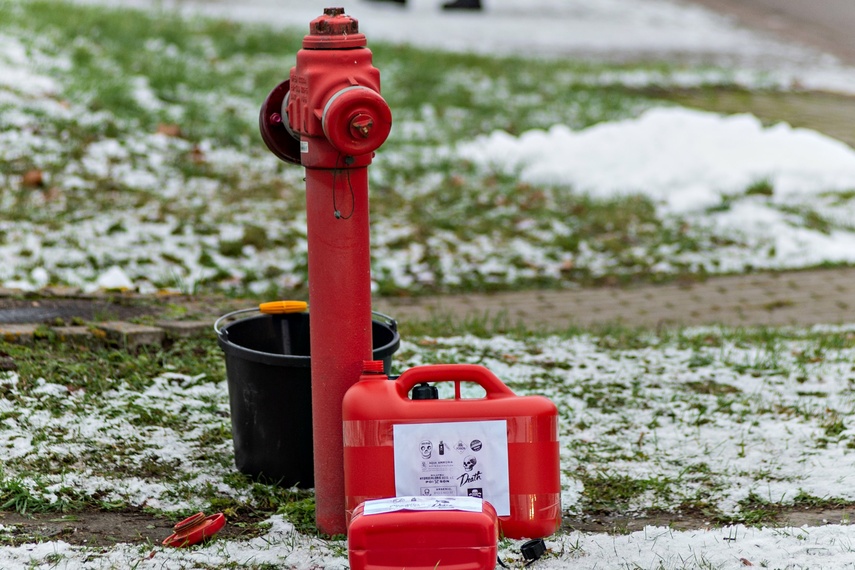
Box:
<box><xmin>305</xmin><ymin>7</ymin><xmax>365</xmax><ymax>48</ymax></box>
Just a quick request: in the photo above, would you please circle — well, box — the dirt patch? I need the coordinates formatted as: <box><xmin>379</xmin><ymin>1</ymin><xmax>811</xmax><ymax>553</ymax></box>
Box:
<box><xmin>0</xmin><ymin>298</ymin><xmax>159</xmax><ymax>325</ymax></box>
<box><xmin>565</xmin><ymin>506</ymin><xmax>855</xmax><ymax>534</ymax></box>
<box><xmin>0</xmin><ymin>510</ymin><xmax>265</xmax><ymax>547</ymax></box>
<box><xmin>0</xmin><ymin>293</ymin><xmax>250</xmax><ymax>326</ymax></box>
<box><xmin>661</xmin><ymin>88</ymin><xmax>855</xmax><ymax>150</ymax></box>
<box><xmin>3</xmin><ymin>506</ymin><xmax>855</xmax><ymax>548</ymax></box>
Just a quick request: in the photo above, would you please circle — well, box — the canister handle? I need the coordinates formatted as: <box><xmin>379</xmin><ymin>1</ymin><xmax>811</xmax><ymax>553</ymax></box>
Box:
<box><xmin>397</xmin><ymin>364</ymin><xmax>516</xmax><ymax>400</ymax></box>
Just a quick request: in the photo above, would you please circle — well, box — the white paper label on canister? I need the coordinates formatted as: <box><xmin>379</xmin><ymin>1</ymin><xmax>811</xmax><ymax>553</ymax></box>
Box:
<box><xmin>363</xmin><ymin>496</ymin><xmax>483</xmax><ymax>516</ymax></box>
<box><xmin>300</xmin><ymin>140</ymin><xmax>308</xmax><ymax>153</ymax></box>
<box><xmin>392</xmin><ymin>420</ymin><xmax>510</xmax><ymax>516</ymax></box>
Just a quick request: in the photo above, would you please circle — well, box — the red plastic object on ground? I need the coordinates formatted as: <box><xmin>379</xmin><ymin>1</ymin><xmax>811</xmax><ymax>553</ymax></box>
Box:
<box><xmin>348</xmin><ymin>497</ymin><xmax>498</xmax><ymax>570</ymax></box>
<box><xmin>162</xmin><ymin>512</ymin><xmax>226</xmax><ymax>547</ymax></box>
<box><xmin>343</xmin><ymin>363</ymin><xmax>561</xmax><ymax>539</ymax></box>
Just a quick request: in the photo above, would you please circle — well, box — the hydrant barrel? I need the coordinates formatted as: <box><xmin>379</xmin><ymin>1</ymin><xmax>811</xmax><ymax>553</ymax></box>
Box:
<box><xmin>258</xmin><ymin>7</ymin><xmax>392</xmax><ymax>536</ymax></box>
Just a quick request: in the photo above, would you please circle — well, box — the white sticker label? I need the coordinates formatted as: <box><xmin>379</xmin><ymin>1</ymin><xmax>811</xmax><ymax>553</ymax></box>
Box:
<box><xmin>300</xmin><ymin>140</ymin><xmax>308</xmax><ymax>153</ymax></box>
<box><xmin>393</xmin><ymin>420</ymin><xmax>510</xmax><ymax>516</ymax></box>
<box><xmin>363</xmin><ymin>496</ymin><xmax>483</xmax><ymax>516</ymax></box>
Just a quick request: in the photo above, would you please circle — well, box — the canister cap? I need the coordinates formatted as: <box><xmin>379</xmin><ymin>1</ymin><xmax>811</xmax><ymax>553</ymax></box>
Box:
<box><xmin>362</xmin><ymin>360</ymin><xmax>385</xmax><ymax>374</ymax></box>
<box><xmin>411</xmin><ymin>382</ymin><xmax>439</xmax><ymax>400</ymax></box>
<box><xmin>162</xmin><ymin>512</ymin><xmax>226</xmax><ymax>547</ymax></box>
<box><xmin>304</xmin><ymin>7</ymin><xmax>367</xmax><ymax>49</ymax></box>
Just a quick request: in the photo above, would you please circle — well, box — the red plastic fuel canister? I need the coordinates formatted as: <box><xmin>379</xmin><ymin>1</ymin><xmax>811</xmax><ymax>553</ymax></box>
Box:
<box><xmin>343</xmin><ymin>363</ymin><xmax>561</xmax><ymax>539</ymax></box>
<box><xmin>348</xmin><ymin>496</ymin><xmax>498</xmax><ymax>570</ymax></box>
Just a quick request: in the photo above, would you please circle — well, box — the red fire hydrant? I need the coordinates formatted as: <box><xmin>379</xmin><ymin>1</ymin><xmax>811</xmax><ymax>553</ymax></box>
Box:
<box><xmin>259</xmin><ymin>7</ymin><xmax>392</xmax><ymax>535</ymax></box>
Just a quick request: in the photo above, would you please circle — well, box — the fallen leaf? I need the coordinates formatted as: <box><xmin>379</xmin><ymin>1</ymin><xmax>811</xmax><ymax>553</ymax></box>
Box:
<box><xmin>157</xmin><ymin>123</ymin><xmax>182</xmax><ymax>137</ymax></box>
<box><xmin>42</xmin><ymin>187</ymin><xmax>62</xmax><ymax>201</ymax></box>
<box><xmin>189</xmin><ymin>145</ymin><xmax>206</xmax><ymax>164</ymax></box>
<box><xmin>22</xmin><ymin>169</ymin><xmax>44</xmax><ymax>187</ymax></box>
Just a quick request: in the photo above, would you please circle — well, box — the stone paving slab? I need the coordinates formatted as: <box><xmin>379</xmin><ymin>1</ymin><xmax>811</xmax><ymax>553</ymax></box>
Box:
<box><xmin>51</xmin><ymin>325</ymin><xmax>94</xmax><ymax>343</ymax></box>
<box><xmin>96</xmin><ymin>322</ymin><xmax>166</xmax><ymax>350</ymax></box>
<box><xmin>0</xmin><ymin>324</ymin><xmax>38</xmax><ymax>344</ymax></box>
<box><xmin>0</xmin><ymin>320</ymin><xmax>215</xmax><ymax>350</ymax></box>
<box><xmin>374</xmin><ymin>268</ymin><xmax>855</xmax><ymax>330</ymax></box>
<box><xmin>155</xmin><ymin>320</ymin><xmax>214</xmax><ymax>338</ymax></box>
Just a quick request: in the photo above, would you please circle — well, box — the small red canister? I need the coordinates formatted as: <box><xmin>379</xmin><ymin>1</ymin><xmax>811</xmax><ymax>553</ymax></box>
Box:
<box><xmin>348</xmin><ymin>496</ymin><xmax>498</xmax><ymax>570</ymax></box>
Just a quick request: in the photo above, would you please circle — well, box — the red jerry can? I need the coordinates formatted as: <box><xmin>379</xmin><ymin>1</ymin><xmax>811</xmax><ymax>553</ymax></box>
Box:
<box><xmin>343</xmin><ymin>362</ymin><xmax>561</xmax><ymax>539</ymax></box>
<box><xmin>348</xmin><ymin>496</ymin><xmax>498</xmax><ymax>570</ymax></box>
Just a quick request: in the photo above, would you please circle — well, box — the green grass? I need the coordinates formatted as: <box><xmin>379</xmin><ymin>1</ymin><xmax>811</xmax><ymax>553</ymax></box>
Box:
<box><xmin>0</xmin><ymin>472</ymin><xmax>99</xmax><ymax>514</ymax></box>
<box><xmin>3</xmin><ymin>1</ymin><xmax>854</xmax><ymax>298</ymax></box>
<box><xmin>3</xmin><ymin>0</ymin><xmax>300</xmax><ymax>143</ymax></box>
<box><xmin>3</xmin><ymin>311</ymin><xmax>855</xmax><ymax>546</ymax></box>
<box><xmin>4</xmin><ymin>3</ymin><xmax>855</xmax><ymax>561</ymax></box>
<box><xmin>577</xmin><ymin>472</ymin><xmax>673</xmax><ymax>514</ymax></box>
<box><xmin>7</xmin><ymin>0</ymin><xmax>810</xmax><ymax>297</ymax></box>
<box><xmin>1</xmin><ymin>0</ymin><xmax>658</xmax><ymax>150</ymax></box>
<box><xmin>2</xmin><ymin>338</ymin><xmax>223</xmax><ymax>396</ymax></box>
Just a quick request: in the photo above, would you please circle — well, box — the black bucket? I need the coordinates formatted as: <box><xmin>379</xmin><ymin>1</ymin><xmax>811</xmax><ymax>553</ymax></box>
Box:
<box><xmin>215</xmin><ymin>309</ymin><xmax>400</xmax><ymax>488</ymax></box>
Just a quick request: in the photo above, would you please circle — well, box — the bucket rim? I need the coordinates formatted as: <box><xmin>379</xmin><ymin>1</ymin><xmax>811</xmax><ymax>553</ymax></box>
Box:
<box><xmin>214</xmin><ymin>306</ymin><xmax>397</xmax><ymax>337</ymax></box>
<box><xmin>214</xmin><ymin>307</ymin><xmax>398</xmax><ymax>337</ymax></box>
<box><xmin>216</xmin><ymin>311</ymin><xmax>400</xmax><ymax>367</ymax></box>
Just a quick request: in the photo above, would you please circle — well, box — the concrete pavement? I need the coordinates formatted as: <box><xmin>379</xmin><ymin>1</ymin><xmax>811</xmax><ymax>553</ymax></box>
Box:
<box><xmin>687</xmin><ymin>0</ymin><xmax>855</xmax><ymax>65</ymax></box>
<box><xmin>2</xmin><ymin>267</ymin><xmax>853</xmax><ymax>340</ymax></box>
<box><xmin>374</xmin><ymin>268</ymin><xmax>855</xmax><ymax>330</ymax></box>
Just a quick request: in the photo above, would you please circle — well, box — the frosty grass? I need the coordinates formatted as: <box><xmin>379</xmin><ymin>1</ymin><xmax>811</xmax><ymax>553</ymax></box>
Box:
<box><xmin>4</xmin><ymin>327</ymin><xmax>855</xmax><ymax>566</ymax></box>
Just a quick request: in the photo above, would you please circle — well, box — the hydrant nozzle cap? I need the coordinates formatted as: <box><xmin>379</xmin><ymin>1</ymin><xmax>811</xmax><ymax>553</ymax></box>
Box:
<box><xmin>304</xmin><ymin>7</ymin><xmax>366</xmax><ymax>49</ymax></box>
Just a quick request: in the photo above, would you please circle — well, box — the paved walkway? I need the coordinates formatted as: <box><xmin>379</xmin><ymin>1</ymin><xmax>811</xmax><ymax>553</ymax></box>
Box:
<box><xmin>2</xmin><ymin>268</ymin><xmax>854</xmax><ymax>337</ymax></box>
<box><xmin>2</xmin><ymin>268</ymin><xmax>854</xmax><ymax>334</ymax></box>
<box><xmin>689</xmin><ymin>0</ymin><xmax>855</xmax><ymax>67</ymax></box>
<box><xmin>374</xmin><ymin>268</ymin><xmax>855</xmax><ymax>329</ymax></box>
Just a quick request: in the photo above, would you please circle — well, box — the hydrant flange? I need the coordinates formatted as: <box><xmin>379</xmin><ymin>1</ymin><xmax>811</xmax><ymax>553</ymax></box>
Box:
<box><xmin>259</xmin><ymin>79</ymin><xmax>301</xmax><ymax>165</ymax></box>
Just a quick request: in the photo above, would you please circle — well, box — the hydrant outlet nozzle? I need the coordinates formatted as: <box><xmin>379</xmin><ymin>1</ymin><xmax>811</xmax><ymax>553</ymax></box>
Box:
<box><xmin>322</xmin><ymin>86</ymin><xmax>391</xmax><ymax>156</ymax></box>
